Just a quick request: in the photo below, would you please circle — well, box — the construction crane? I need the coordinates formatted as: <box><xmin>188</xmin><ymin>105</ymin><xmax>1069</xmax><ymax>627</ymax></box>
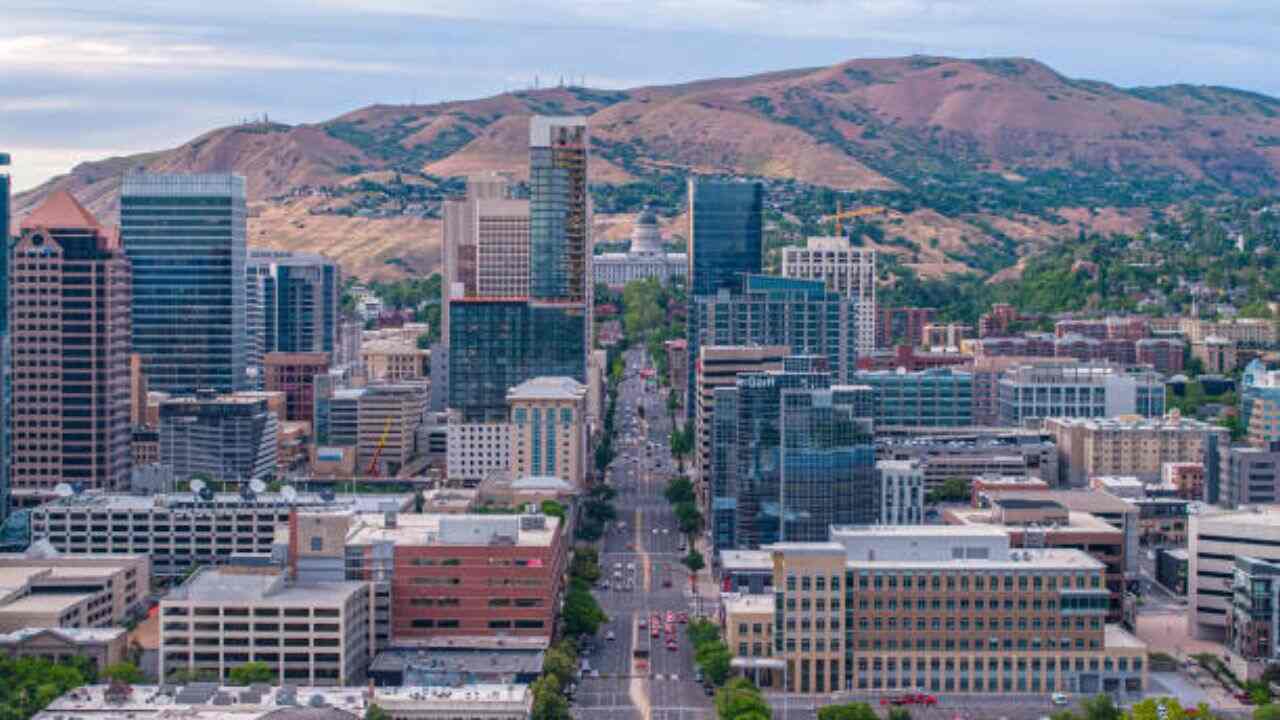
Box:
<box><xmin>367</xmin><ymin>417</ymin><xmax>394</xmax><ymax>478</ymax></box>
<box><xmin>823</xmin><ymin>201</ymin><xmax>888</xmax><ymax>238</ymax></box>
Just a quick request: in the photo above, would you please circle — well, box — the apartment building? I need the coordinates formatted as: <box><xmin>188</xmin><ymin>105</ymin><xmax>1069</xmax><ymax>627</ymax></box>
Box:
<box><xmin>507</xmin><ymin>376</ymin><xmax>588</xmax><ymax>489</ymax></box>
<box><xmin>279</xmin><ymin>511</ymin><xmax>567</xmax><ymax>648</ymax></box>
<box><xmin>446</xmin><ymin>420</ymin><xmax>512</xmax><ymax>486</ymax></box>
<box><xmin>1228</xmin><ymin>556</ymin><xmax>1280</xmax><ymax>661</ymax></box>
<box><xmin>29</xmin><ymin>490</ymin><xmax>409</xmax><ymax>580</ymax></box>
<box><xmin>877</xmin><ymin>307</ymin><xmax>935</xmax><ymax>349</ymax></box>
<box><xmin>1191</xmin><ymin>509</ymin><xmax>1280</xmax><ymax>640</ymax></box>
<box><xmin>695</xmin><ymin>345</ymin><xmax>788</xmax><ymax>473</ymax></box>
<box><xmin>851</xmin><ymin>368</ymin><xmax>974</xmax><ymax>428</ymax></box>
<box><xmin>781</xmin><ymin>238</ymin><xmax>876</xmax><ymax>354</ymax></box>
<box><xmin>1045</xmin><ymin>414</ymin><xmax>1228</xmax><ymax>487</ymax></box>
<box><xmin>0</xmin><ymin>551</ymin><xmax>150</xmax><ymax>632</ymax></box>
<box><xmin>9</xmin><ymin>192</ymin><xmax>132</xmax><ymax>499</ymax></box>
<box><xmin>1135</xmin><ymin>338</ymin><xmax>1185</xmax><ymax>375</ymax></box>
<box><xmin>725</xmin><ymin>526</ymin><xmax>1146</xmax><ymax>696</ymax></box>
<box><xmin>876</xmin><ymin>460</ymin><xmax>924</xmax><ymax>525</ymax></box>
<box><xmin>362</xmin><ymin>339</ymin><xmax>430</xmax><ymax>382</ymax></box>
<box><xmin>160</xmin><ymin>565</ymin><xmax>370</xmax><ymax>685</ymax></box>
<box><xmin>1193</xmin><ymin>336</ymin><xmax>1237</xmax><ymax>374</ymax></box>
<box><xmin>1181</xmin><ymin>317</ymin><xmax>1277</xmax><ymax>348</ymax></box>
<box><xmin>998</xmin><ymin>365</ymin><xmax>1165</xmax><ymax>427</ymax></box>
<box><xmin>945</xmin><ymin>500</ymin><xmax>1128</xmax><ymax>621</ymax></box>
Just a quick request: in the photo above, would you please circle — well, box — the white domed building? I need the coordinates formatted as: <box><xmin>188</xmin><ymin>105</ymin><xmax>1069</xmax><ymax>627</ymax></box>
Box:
<box><xmin>593</xmin><ymin>206</ymin><xmax>687</xmax><ymax>288</ymax></box>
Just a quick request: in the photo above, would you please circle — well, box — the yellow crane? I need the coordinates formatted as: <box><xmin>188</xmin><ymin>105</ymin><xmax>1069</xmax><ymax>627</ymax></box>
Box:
<box><xmin>367</xmin><ymin>417</ymin><xmax>394</xmax><ymax>478</ymax></box>
<box><xmin>823</xmin><ymin>201</ymin><xmax>888</xmax><ymax>237</ymax></box>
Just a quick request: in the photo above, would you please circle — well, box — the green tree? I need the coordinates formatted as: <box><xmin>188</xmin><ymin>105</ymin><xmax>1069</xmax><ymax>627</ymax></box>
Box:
<box><xmin>102</xmin><ymin>661</ymin><xmax>146</xmax><ymax>684</ymax></box>
<box><xmin>887</xmin><ymin>709</ymin><xmax>912</xmax><ymax>720</ymax></box>
<box><xmin>569</xmin><ymin>546</ymin><xmax>601</xmax><ymax>583</ymax></box>
<box><xmin>0</xmin><ymin>656</ymin><xmax>92</xmax><ymax>720</ymax></box>
<box><xmin>542</xmin><ymin>642</ymin><xmax>578</xmax><ymax>691</ymax></box>
<box><xmin>563</xmin><ymin>581</ymin><xmax>608</xmax><ymax>636</ymax></box>
<box><xmin>664</xmin><ymin>476</ymin><xmax>695</xmax><ymax>504</ymax></box>
<box><xmin>1079</xmin><ymin>694</ymin><xmax>1125</xmax><ymax>720</ymax></box>
<box><xmin>695</xmin><ymin>643</ymin><xmax>732</xmax><ymax>686</ymax></box>
<box><xmin>674</xmin><ymin>501</ymin><xmax>703</xmax><ymax>534</ymax></box>
<box><xmin>227</xmin><ymin>661</ymin><xmax>275</xmax><ymax>685</ymax></box>
<box><xmin>365</xmin><ymin>704</ymin><xmax>391</xmax><ymax>720</ymax></box>
<box><xmin>925</xmin><ymin>477</ymin><xmax>970</xmax><ymax>504</ymax></box>
<box><xmin>540</xmin><ymin>499</ymin><xmax>566</xmax><ymax>519</ymax></box>
<box><xmin>530</xmin><ymin>675</ymin><xmax>571</xmax><ymax>720</ymax></box>
<box><xmin>687</xmin><ymin>618</ymin><xmax>720</xmax><ymax>648</ymax></box>
<box><xmin>816</xmin><ymin>703</ymin><xmax>878</xmax><ymax>720</ymax></box>
<box><xmin>683</xmin><ymin>550</ymin><xmax>705</xmax><ymax>573</ymax></box>
<box><xmin>1255</xmin><ymin>704</ymin><xmax>1280</xmax><ymax>720</ymax></box>
<box><xmin>714</xmin><ymin>677</ymin><xmax>772</xmax><ymax>720</ymax></box>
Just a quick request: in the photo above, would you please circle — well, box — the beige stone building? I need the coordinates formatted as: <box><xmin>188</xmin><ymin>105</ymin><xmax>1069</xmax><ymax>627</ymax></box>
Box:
<box><xmin>1181</xmin><ymin>317</ymin><xmax>1277</xmax><ymax>347</ymax></box>
<box><xmin>0</xmin><ymin>551</ymin><xmax>150</xmax><ymax>632</ymax></box>
<box><xmin>1045</xmin><ymin>413</ymin><xmax>1228</xmax><ymax>487</ymax></box>
<box><xmin>159</xmin><ymin>565</ymin><xmax>371</xmax><ymax>685</ymax></box>
<box><xmin>725</xmin><ymin>526</ymin><xmax>1147</xmax><ymax>696</ymax></box>
<box><xmin>781</xmin><ymin>238</ymin><xmax>876</xmax><ymax>354</ymax></box>
<box><xmin>0</xmin><ymin>627</ymin><xmax>128</xmax><ymax>673</ymax></box>
<box><xmin>507</xmin><ymin>377</ymin><xmax>588</xmax><ymax>488</ymax></box>
<box><xmin>1190</xmin><ymin>508</ymin><xmax>1280</xmax><ymax>641</ymax></box>
<box><xmin>362</xmin><ymin>339</ymin><xmax>430</xmax><ymax>382</ymax></box>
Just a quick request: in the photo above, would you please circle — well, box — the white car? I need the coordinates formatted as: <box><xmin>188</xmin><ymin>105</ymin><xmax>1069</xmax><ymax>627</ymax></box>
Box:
<box><xmin>1051</xmin><ymin>693</ymin><xmax>1069</xmax><ymax>706</ymax></box>
<box><xmin>606</xmin><ymin>631</ymin><xmax>616</xmax><ymax>641</ymax></box>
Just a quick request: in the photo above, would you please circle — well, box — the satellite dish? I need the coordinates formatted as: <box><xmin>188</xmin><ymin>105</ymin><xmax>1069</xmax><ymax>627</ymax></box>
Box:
<box><xmin>198</xmin><ymin>486</ymin><xmax>216</xmax><ymax>502</ymax></box>
<box><xmin>189</xmin><ymin>478</ymin><xmax>206</xmax><ymax>495</ymax></box>
<box><xmin>250</xmin><ymin>478</ymin><xmax>267</xmax><ymax>494</ymax></box>
<box><xmin>54</xmin><ymin>483</ymin><xmax>74</xmax><ymax>498</ymax></box>
<box><xmin>319</xmin><ymin>487</ymin><xmax>336</xmax><ymax>503</ymax></box>
<box><xmin>71</xmin><ymin>482</ymin><xmax>85</xmax><ymax>495</ymax></box>
<box><xmin>280</xmin><ymin>485</ymin><xmax>298</xmax><ymax>503</ymax></box>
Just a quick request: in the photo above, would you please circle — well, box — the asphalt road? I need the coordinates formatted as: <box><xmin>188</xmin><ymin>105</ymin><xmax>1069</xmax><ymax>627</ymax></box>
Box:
<box><xmin>573</xmin><ymin>347</ymin><xmax>714</xmax><ymax>720</ymax></box>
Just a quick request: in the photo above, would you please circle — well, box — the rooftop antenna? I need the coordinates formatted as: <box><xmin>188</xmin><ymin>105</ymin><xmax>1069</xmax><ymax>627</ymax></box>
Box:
<box><xmin>250</xmin><ymin>478</ymin><xmax>267</xmax><ymax>494</ymax></box>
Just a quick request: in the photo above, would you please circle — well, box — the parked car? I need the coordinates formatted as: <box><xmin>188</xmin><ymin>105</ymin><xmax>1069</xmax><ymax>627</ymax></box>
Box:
<box><xmin>1051</xmin><ymin>693</ymin><xmax>1069</xmax><ymax>706</ymax></box>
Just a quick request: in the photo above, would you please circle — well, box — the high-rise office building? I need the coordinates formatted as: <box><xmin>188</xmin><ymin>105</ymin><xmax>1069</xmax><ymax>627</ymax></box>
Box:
<box><xmin>442</xmin><ymin>174</ymin><xmax>530</xmax><ymax>347</ymax></box>
<box><xmin>10</xmin><ymin>192</ymin><xmax>132</xmax><ymax>499</ymax></box>
<box><xmin>158</xmin><ymin>391</ymin><xmax>278</xmax><ymax>483</ymax></box>
<box><xmin>122</xmin><ymin>174</ymin><xmax>248</xmax><ymax>394</ymax></box>
<box><xmin>782</xmin><ymin>238</ymin><xmax>876</xmax><ymax>354</ymax></box>
<box><xmin>529</xmin><ymin>117</ymin><xmax>589</xmax><ymax>304</ymax></box>
<box><xmin>247</xmin><ymin>249</ymin><xmax>340</xmax><ymax>358</ymax></box>
<box><xmin>0</xmin><ymin>152</ymin><xmax>10</xmax><ymax>519</ymax></box>
<box><xmin>710</xmin><ymin>356</ymin><xmax>874</xmax><ymax>551</ymax></box>
<box><xmin>687</xmin><ymin>179</ymin><xmax>762</xmax><ymax>297</ymax></box>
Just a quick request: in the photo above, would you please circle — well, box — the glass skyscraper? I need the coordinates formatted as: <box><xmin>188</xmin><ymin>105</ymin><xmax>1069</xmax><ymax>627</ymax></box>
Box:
<box><xmin>0</xmin><ymin>152</ymin><xmax>10</xmax><ymax>520</ymax></box>
<box><xmin>687</xmin><ymin>178</ymin><xmax>762</xmax><ymax>297</ymax></box>
<box><xmin>122</xmin><ymin>174</ymin><xmax>248</xmax><ymax>394</ymax></box>
<box><xmin>248</xmin><ymin>249</ymin><xmax>340</xmax><ymax>357</ymax></box>
<box><xmin>711</xmin><ymin>356</ymin><xmax>875</xmax><ymax>550</ymax></box>
<box><xmin>529</xmin><ymin>116</ymin><xmax>589</xmax><ymax>303</ymax></box>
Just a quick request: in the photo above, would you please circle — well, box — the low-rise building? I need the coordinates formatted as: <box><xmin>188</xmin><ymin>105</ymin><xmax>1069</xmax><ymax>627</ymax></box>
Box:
<box><xmin>877</xmin><ymin>430</ymin><xmax>1058</xmax><ymax>493</ymax></box>
<box><xmin>1191</xmin><ymin>508</ymin><xmax>1280</xmax><ymax>640</ymax></box>
<box><xmin>0</xmin><ymin>627</ymin><xmax>128</xmax><ymax>673</ymax></box>
<box><xmin>998</xmin><ymin>365</ymin><xmax>1165</xmax><ymax>427</ymax></box>
<box><xmin>719</xmin><ymin>550</ymin><xmax>774</xmax><ymax>595</ymax></box>
<box><xmin>1223</xmin><ymin>444</ymin><xmax>1280</xmax><ymax>508</ymax></box>
<box><xmin>160</xmin><ymin>565</ymin><xmax>371</xmax><ymax>685</ymax></box>
<box><xmin>29</xmin><ymin>490</ymin><xmax>410</xmax><ymax>580</ymax></box>
<box><xmin>725</xmin><ymin>526</ymin><xmax>1147</xmax><ymax>696</ymax></box>
<box><xmin>1162</xmin><ymin>462</ymin><xmax>1205</xmax><ymax>501</ymax></box>
<box><xmin>447</xmin><ymin>420</ymin><xmax>512</xmax><ymax>486</ymax></box>
<box><xmin>1193</xmin><ymin>336</ymin><xmax>1238</xmax><ymax>374</ymax></box>
<box><xmin>0</xmin><ymin>550</ymin><xmax>151</xmax><ymax>632</ymax></box>
<box><xmin>1045</xmin><ymin>414</ymin><xmax>1227</xmax><ymax>488</ymax></box>
<box><xmin>368</xmin><ymin>638</ymin><xmax>544</xmax><ymax>686</ymax></box>
<box><xmin>1228</xmin><ymin>556</ymin><xmax>1280</xmax><ymax>661</ymax></box>
<box><xmin>852</xmin><ymin>368</ymin><xmax>974</xmax><ymax>428</ymax></box>
<box><xmin>37</xmin><ymin>682</ymin><xmax>532</xmax><ymax>720</ymax></box>
<box><xmin>876</xmin><ymin>460</ymin><xmax>923</xmax><ymax>524</ymax></box>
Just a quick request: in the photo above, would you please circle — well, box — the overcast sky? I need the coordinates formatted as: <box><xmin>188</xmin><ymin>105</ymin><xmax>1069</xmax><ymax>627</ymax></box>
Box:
<box><xmin>4</xmin><ymin>0</ymin><xmax>1278</xmax><ymax>191</ymax></box>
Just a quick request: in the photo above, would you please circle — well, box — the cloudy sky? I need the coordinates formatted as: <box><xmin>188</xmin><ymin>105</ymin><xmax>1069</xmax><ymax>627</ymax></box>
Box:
<box><xmin>4</xmin><ymin>0</ymin><xmax>1278</xmax><ymax>191</ymax></box>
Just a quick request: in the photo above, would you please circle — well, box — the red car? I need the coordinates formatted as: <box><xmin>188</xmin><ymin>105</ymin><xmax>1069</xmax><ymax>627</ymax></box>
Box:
<box><xmin>666</xmin><ymin>641</ymin><xmax>678</xmax><ymax>651</ymax></box>
<box><xmin>676</xmin><ymin>612</ymin><xmax>689</xmax><ymax>624</ymax></box>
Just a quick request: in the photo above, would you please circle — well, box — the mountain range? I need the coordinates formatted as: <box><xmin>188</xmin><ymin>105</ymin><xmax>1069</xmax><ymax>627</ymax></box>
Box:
<box><xmin>16</xmin><ymin>55</ymin><xmax>1280</xmax><ymax>280</ymax></box>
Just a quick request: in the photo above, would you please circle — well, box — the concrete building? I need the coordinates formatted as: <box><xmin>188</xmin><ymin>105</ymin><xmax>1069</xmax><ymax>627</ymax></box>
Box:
<box><xmin>1228</xmin><ymin>556</ymin><xmax>1280</xmax><ymax>661</ymax></box>
<box><xmin>970</xmin><ymin>356</ymin><xmax>1076</xmax><ymax>426</ymax></box>
<box><xmin>852</xmin><ymin>368</ymin><xmax>974</xmax><ymax>428</ymax></box>
<box><xmin>1135</xmin><ymin>338</ymin><xmax>1185</xmax><ymax>375</ymax></box>
<box><xmin>0</xmin><ymin>151</ymin><xmax>11</xmax><ymax>522</ymax></box>
<box><xmin>358</xmin><ymin>383</ymin><xmax>429</xmax><ymax>477</ymax></box>
<box><xmin>664</xmin><ymin>339</ymin><xmax>688</xmax><ymax>402</ymax></box>
<box><xmin>781</xmin><ymin>237</ymin><xmax>875</xmax><ymax>354</ymax></box>
<box><xmin>725</xmin><ymin>527</ymin><xmax>1147</xmax><ymax>696</ymax></box>
<box><xmin>0</xmin><ymin>627</ymin><xmax>128</xmax><ymax>674</ymax></box>
<box><xmin>1193</xmin><ymin>336</ymin><xmax>1238</xmax><ymax>374</ymax></box>
<box><xmin>856</xmin><ymin>345</ymin><xmax>972</xmax><ymax>373</ymax></box>
<box><xmin>37</xmin><ymin>682</ymin><xmax>533</xmax><ymax>720</ymax></box>
<box><xmin>876</xmin><ymin>429</ymin><xmax>1059</xmax><ymax>493</ymax></box>
<box><xmin>280</xmin><ymin>511</ymin><xmax>566</xmax><ymax>648</ymax></box>
<box><xmin>442</xmin><ymin>174</ymin><xmax>530</xmax><ymax>348</ymax></box>
<box><xmin>1045</xmin><ymin>414</ymin><xmax>1228</xmax><ymax>487</ymax></box>
<box><xmin>1223</xmin><ymin>444</ymin><xmax>1280</xmax><ymax>508</ymax></box>
<box><xmin>159</xmin><ymin>391</ymin><xmax>279</xmax><ymax>483</ymax></box>
<box><xmin>593</xmin><ymin>205</ymin><xmax>686</xmax><ymax>288</ymax></box>
<box><xmin>719</xmin><ymin>550</ymin><xmax>774</xmax><ymax>595</ymax></box>
<box><xmin>160</xmin><ymin>565</ymin><xmax>371</xmax><ymax>685</ymax></box>
<box><xmin>9</xmin><ymin>192</ymin><xmax>133</xmax><ymax>500</ymax></box>
<box><xmin>362</xmin><ymin>339</ymin><xmax>430</xmax><ymax>382</ymax></box>
<box><xmin>1182</xmin><ymin>317</ymin><xmax>1277</xmax><ymax>348</ymax></box>
<box><xmin>263</xmin><ymin>351</ymin><xmax>329</xmax><ymax>423</ymax></box>
<box><xmin>507</xmin><ymin>377</ymin><xmax>588</xmax><ymax>489</ymax></box>
<box><xmin>1163</xmin><ymin>462</ymin><xmax>1206</xmax><ymax>501</ymax></box>
<box><xmin>998</xmin><ymin>365</ymin><xmax>1166</xmax><ymax>427</ymax></box>
<box><xmin>876</xmin><ymin>460</ymin><xmax>923</xmax><ymax>524</ymax></box>
<box><xmin>29</xmin><ymin>489</ymin><xmax>409</xmax><ymax>580</ymax></box>
<box><xmin>694</xmin><ymin>345</ymin><xmax>787</xmax><ymax>474</ymax></box>
<box><xmin>1156</xmin><ymin>548</ymin><xmax>1189</xmax><ymax>595</ymax></box>
<box><xmin>122</xmin><ymin>174</ymin><xmax>248</xmax><ymax>394</ymax></box>
<box><xmin>0</xmin><ymin>551</ymin><xmax>150</xmax><ymax>631</ymax></box>
<box><xmin>945</xmin><ymin>500</ymin><xmax>1129</xmax><ymax>621</ymax></box>
<box><xmin>446</xmin><ymin>420</ymin><xmax>513</xmax><ymax>486</ymax></box>
<box><xmin>1191</xmin><ymin>509</ymin><xmax>1280</xmax><ymax>640</ymax></box>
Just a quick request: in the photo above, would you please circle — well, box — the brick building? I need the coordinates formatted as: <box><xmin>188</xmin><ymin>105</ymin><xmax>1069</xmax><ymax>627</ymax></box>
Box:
<box><xmin>263</xmin><ymin>351</ymin><xmax>330</xmax><ymax>423</ymax></box>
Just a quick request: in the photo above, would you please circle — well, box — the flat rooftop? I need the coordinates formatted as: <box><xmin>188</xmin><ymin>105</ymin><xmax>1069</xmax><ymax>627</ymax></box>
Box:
<box><xmin>164</xmin><ymin>567</ymin><xmax>364</xmax><ymax>605</ymax></box>
<box><xmin>1046</xmin><ymin>415</ymin><xmax>1224</xmax><ymax>432</ymax></box>
<box><xmin>1196</xmin><ymin>507</ymin><xmax>1280</xmax><ymax>529</ymax></box>
<box><xmin>34</xmin><ymin>491</ymin><xmax>412</xmax><ymax>513</ymax></box>
<box><xmin>949</xmin><ymin>507</ymin><xmax>1120</xmax><ymax>534</ymax></box>
<box><xmin>284</xmin><ymin>512</ymin><xmax>561</xmax><ymax>549</ymax></box>
<box><xmin>979</xmin><ymin>489</ymin><xmax>1136</xmax><ymax>515</ymax></box>
<box><xmin>0</xmin><ymin>627</ymin><xmax>125</xmax><ymax>644</ymax></box>
<box><xmin>1105</xmin><ymin>624</ymin><xmax>1147</xmax><ymax>650</ymax></box>
<box><xmin>1</xmin><ymin>592</ymin><xmax>90</xmax><ymax>614</ymax></box>
<box><xmin>830</xmin><ymin>524</ymin><xmax>1009</xmax><ymax>538</ymax></box>
<box><xmin>722</xmin><ymin>594</ymin><xmax>775</xmax><ymax>615</ymax></box>
<box><xmin>370</xmin><ymin>646</ymin><xmax>544</xmax><ymax>676</ymax></box>
<box><xmin>845</xmin><ymin>548</ymin><xmax>1103</xmax><ymax>571</ymax></box>
<box><xmin>720</xmin><ymin>550</ymin><xmax>772</xmax><ymax>571</ymax></box>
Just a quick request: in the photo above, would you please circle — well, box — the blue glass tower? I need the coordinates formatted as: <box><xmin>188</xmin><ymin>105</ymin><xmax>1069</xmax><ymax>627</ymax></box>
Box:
<box><xmin>687</xmin><ymin>178</ymin><xmax>762</xmax><ymax>297</ymax></box>
<box><xmin>122</xmin><ymin>174</ymin><xmax>248</xmax><ymax>394</ymax></box>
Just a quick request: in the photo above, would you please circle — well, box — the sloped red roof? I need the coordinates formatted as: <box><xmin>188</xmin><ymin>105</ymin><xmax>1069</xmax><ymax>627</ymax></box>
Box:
<box><xmin>20</xmin><ymin>190</ymin><xmax>101</xmax><ymax>231</ymax></box>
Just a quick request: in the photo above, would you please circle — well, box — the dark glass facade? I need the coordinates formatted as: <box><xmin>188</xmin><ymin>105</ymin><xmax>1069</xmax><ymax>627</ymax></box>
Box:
<box><xmin>249</xmin><ymin>250</ymin><xmax>340</xmax><ymax>356</ymax></box>
<box><xmin>0</xmin><ymin>153</ymin><xmax>10</xmax><ymax>520</ymax></box>
<box><xmin>688</xmin><ymin>179</ymin><xmax>762</xmax><ymax>297</ymax></box>
<box><xmin>122</xmin><ymin>174</ymin><xmax>247</xmax><ymax>394</ymax></box>
<box><xmin>711</xmin><ymin>356</ymin><xmax>874</xmax><ymax>550</ymax></box>
<box><xmin>529</xmin><ymin>118</ymin><xmax>588</xmax><ymax>303</ymax></box>
<box><xmin>448</xmin><ymin>300</ymin><xmax>587</xmax><ymax>422</ymax></box>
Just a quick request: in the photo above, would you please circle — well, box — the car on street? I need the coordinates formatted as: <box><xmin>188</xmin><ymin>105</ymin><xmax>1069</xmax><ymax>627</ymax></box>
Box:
<box><xmin>1051</xmin><ymin>693</ymin><xmax>1069</xmax><ymax>706</ymax></box>
<box><xmin>704</xmin><ymin>684</ymin><xmax>715</xmax><ymax>696</ymax></box>
<box><xmin>666</xmin><ymin>641</ymin><xmax>678</xmax><ymax>651</ymax></box>
<box><xmin>665</xmin><ymin>611</ymin><xmax>675</xmax><ymax>623</ymax></box>
<box><xmin>606</xmin><ymin>631</ymin><xmax>616</xmax><ymax>641</ymax></box>
<box><xmin>638</xmin><ymin>619</ymin><xmax>647</xmax><ymax>629</ymax></box>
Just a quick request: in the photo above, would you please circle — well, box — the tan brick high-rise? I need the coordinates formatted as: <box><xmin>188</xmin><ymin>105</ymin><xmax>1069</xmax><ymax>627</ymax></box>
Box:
<box><xmin>10</xmin><ymin>192</ymin><xmax>131</xmax><ymax>497</ymax></box>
